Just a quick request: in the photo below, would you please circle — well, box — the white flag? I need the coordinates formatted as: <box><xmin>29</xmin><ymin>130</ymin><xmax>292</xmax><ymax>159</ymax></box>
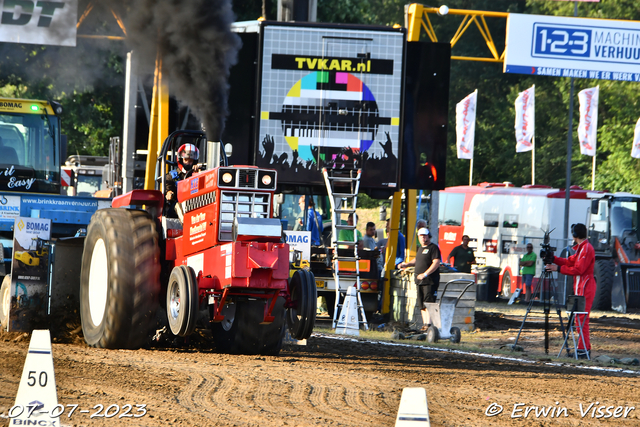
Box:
<box><xmin>456</xmin><ymin>90</ymin><xmax>477</xmax><ymax>160</ymax></box>
<box><xmin>515</xmin><ymin>85</ymin><xmax>535</xmax><ymax>153</ymax></box>
<box><xmin>631</xmin><ymin>117</ymin><xmax>640</xmax><ymax>159</ymax></box>
<box><xmin>578</xmin><ymin>86</ymin><xmax>599</xmax><ymax>157</ymax></box>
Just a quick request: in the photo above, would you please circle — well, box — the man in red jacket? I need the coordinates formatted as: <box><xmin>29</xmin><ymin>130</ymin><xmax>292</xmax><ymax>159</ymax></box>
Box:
<box><xmin>545</xmin><ymin>223</ymin><xmax>595</xmax><ymax>359</ymax></box>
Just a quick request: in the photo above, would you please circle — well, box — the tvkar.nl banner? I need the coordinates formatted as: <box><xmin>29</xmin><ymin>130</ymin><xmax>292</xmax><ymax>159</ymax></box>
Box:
<box><xmin>455</xmin><ymin>90</ymin><xmax>477</xmax><ymax>160</ymax></box>
<box><xmin>505</xmin><ymin>13</ymin><xmax>640</xmax><ymax>82</ymax></box>
<box><xmin>8</xmin><ymin>217</ymin><xmax>52</xmax><ymax>332</ymax></box>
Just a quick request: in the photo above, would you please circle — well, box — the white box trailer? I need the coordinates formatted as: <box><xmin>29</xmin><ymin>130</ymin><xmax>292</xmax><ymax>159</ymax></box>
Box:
<box><xmin>438</xmin><ymin>183</ymin><xmax>597</xmax><ymax>301</ymax></box>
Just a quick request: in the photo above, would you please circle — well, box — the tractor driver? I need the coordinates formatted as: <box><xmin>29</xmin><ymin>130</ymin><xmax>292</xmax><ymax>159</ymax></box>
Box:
<box><xmin>165</xmin><ymin>143</ymin><xmax>201</xmax><ymax>217</ymax></box>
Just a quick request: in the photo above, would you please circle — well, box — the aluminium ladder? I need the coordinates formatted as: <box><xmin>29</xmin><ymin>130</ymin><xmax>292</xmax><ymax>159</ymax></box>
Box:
<box><xmin>322</xmin><ymin>168</ymin><xmax>368</xmax><ymax>330</ymax></box>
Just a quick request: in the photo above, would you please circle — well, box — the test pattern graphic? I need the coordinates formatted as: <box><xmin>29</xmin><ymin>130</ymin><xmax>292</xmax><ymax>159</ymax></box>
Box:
<box><xmin>257</xmin><ymin>25</ymin><xmax>404</xmax><ymax>187</ymax></box>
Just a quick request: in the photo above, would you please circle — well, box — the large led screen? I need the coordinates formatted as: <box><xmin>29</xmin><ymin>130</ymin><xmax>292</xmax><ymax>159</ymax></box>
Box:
<box><xmin>256</xmin><ymin>23</ymin><xmax>405</xmax><ymax>190</ymax></box>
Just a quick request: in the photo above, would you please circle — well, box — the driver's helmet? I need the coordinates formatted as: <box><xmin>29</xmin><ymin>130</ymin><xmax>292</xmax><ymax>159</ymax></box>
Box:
<box><xmin>177</xmin><ymin>143</ymin><xmax>199</xmax><ymax>171</ymax></box>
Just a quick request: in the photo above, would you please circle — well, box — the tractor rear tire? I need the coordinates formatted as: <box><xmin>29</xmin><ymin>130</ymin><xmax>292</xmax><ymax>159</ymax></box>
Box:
<box><xmin>211</xmin><ymin>297</ymin><xmax>285</xmax><ymax>355</ymax></box>
<box><xmin>593</xmin><ymin>259</ymin><xmax>614</xmax><ymax>311</ymax></box>
<box><xmin>0</xmin><ymin>275</ymin><xmax>10</xmax><ymax>329</ymax></box>
<box><xmin>80</xmin><ymin>208</ymin><xmax>160</xmax><ymax>349</ymax></box>
<box><xmin>210</xmin><ymin>301</ymin><xmax>238</xmax><ymax>352</ymax></box>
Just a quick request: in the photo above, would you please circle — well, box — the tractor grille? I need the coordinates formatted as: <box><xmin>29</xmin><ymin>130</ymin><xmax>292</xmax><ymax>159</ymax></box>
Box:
<box><xmin>238</xmin><ymin>170</ymin><xmax>256</xmax><ymax>188</ymax></box>
<box><xmin>627</xmin><ymin>268</ymin><xmax>640</xmax><ymax>308</ymax></box>
<box><xmin>219</xmin><ymin>191</ymin><xmax>271</xmax><ymax>241</ymax></box>
<box><xmin>183</xmin><ymin>191</ymin><xmax>216</xmax><ymax>213</ymax></box>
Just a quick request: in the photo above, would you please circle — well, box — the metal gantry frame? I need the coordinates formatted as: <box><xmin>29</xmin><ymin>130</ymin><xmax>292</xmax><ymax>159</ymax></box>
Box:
<box><xmin>75</xmin><ymin>2</ymin><xmax>169</xmax><ymax>191</ymax></box>
<box><xmin>76</xmin><ymin>1</ymin><xmax>127</xmax><ymax>41</ymax></box>
<box><xmin>405</xmin><ymin>3</ymin><xmax>508</xmax><ymax>62</ymax></box>
<box><xmin>375</xmin><ymin>4</ymin><xmax>511</xmax><ymax>315</ymax></box>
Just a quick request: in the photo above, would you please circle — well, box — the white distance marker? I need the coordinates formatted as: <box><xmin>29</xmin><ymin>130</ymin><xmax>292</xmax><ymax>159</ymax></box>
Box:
<box><xmin>395</xmin><ymin>387</ymin><xmax>430</xmax><ymax>426</ymax></box>
<box><xmin>10</xmin><ymin>330</ymin><xmax>59</xmax><ymax>426</ymax></box>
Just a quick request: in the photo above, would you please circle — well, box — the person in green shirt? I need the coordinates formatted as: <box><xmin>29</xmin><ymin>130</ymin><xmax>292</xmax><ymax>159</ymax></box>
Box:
<box><xmin>519</xmin><ymin>243</ymin><xmax>537</xmax><ymax>302</ymax></box>
<box><xmin>338</xmin><ymin>213</ymin><xmax>363</xmax><ymax>250</ymax></box>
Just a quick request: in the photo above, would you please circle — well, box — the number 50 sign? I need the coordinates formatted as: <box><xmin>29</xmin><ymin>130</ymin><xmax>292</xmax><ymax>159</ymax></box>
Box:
<box><xmin>505</xmin><ymin>13</ymin><xmax>640</xmax><ymax>82</ymax></box>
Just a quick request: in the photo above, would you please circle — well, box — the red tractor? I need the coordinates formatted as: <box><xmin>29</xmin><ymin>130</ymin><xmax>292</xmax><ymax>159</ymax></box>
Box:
<box><xmin>78</xmin><ymin>130</ymin><xmax>316</xmax><ymax>354</ymax></box>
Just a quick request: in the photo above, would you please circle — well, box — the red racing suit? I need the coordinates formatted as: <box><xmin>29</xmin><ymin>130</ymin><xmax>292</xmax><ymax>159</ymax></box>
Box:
<box><xmin>553</xmin><ymin>239</ymin><xmax>596</xmax><ymax>350</ymax></box>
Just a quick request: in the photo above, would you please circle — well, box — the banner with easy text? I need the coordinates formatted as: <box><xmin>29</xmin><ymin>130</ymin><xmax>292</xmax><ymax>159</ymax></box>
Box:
<box><xmin>515</xmin><ymin>85</ymin><xmax>535</xmax><ymax>153</ymax></box>
<box><xmin>456</xmin><ymin>90</ymin><xmax>477</xmax><ymax>160</ymax></box>
<box><xmin>631</xmin><ymin>117</ymin><xmax>640</xmax><ymax>159</ymax></box>
<box><xmin>0</xmin><ymin>0</ymin><xmax>78</xmax><ymax>47</ymax></box>
<box><xmin>578</xmin><ymin>86</ymin><xmax>599</xmax><ymax>156</ymax></box>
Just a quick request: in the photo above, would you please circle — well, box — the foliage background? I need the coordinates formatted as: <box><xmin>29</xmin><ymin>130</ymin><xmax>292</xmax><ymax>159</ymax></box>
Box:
<box><xmin>2</xmin><ymin>0</ymin><xmax>639</xmax><ymax>192</ymax></box>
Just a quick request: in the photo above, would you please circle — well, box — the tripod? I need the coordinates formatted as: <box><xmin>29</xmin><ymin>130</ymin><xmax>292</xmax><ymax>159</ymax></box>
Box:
<box><xmin>557</xmin><ymin>295</ymin><xmax>589</xmax><ymax>359</ymax></box>
<box><xmin>512</xmin><ymin>267</ymin><xmax>568</xmax><ymax>355</ymax></box>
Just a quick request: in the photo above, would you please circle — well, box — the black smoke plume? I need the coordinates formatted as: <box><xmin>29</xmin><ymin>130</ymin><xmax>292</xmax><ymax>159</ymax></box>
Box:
<box><xmin>124</xmin><ymin>0</ymin><xmax>241</xmax><ymax>141</ymax></box>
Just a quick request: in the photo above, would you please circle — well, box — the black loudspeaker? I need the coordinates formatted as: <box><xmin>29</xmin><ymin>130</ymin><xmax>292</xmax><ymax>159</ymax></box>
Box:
<box><xmin>401</xmin><ymin>42</ymin><xmax>451</xmax><ymax>190</ymax></box>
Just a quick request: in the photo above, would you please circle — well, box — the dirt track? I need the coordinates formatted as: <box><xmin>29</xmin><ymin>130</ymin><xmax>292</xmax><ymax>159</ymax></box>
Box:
<box><xmin>1</xmin><ymin>313</ymin><xmax>640</xmax><ymax>427</ymax></box>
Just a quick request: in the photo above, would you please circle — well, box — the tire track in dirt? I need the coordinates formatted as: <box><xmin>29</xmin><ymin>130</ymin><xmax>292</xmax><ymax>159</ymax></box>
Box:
<box><xmin>356</xmin><ymin>387</ymin><xmax>394</xmax><ymax>419</ymax></box>
<box><xmin>198</xmin><ymin>371</ymin><xmax>245</xmax><ymax>418</ymax></box>
<box><xmin>285</xmin><ymin>381</ymin><xmax>331</xmax><ymax>422</ymax></box>
<box><xmin>176</xmin><ymin>373</ymin><xmax>217</xmax><ymax>417</ymax></box>
<box><xmin>248</xmin><ymin>374</ymin><xmax>298</xmax><ymax>419</ymax></box>
<box><xmin>298</xmin><ymin>376</ymin><xmax>392</xmax><ymax>425</ymax></box>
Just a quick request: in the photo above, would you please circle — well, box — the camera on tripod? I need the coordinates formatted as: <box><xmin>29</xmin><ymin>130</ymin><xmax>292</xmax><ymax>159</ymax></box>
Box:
<box><xmin>539</xmin><ymin>229</ymin><xmax>556</xmax><ymax>264</ymax></box>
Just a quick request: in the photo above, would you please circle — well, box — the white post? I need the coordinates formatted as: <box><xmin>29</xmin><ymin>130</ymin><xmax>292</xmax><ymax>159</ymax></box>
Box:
<box><xmin>592</xmin><ymin>155</ymin><xmax>596</xmax><ymax>190</ymax></box>
<box><xmin>122</xmin><ymin>51</ymin><xmax>138</xmax><ymax>194</ymax></box>
<box><xmin>532</xmin><ymin>135</ymin><xmax>535</xmax><ymax>185</ymax></box>
<box><xmin>469</xmin><ymin>157</ymin><xmax>473</xmax><ymax>186</ymax></box>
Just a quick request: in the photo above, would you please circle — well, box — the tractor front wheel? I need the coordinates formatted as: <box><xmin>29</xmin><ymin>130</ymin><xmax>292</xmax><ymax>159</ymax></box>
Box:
<box><xmin>80</xmin><ymin>209</ymin><xmax>160</xmax><ymax>349</ymax></box>
<box><xmin>286</xmin><ymin>269</ymin><xmax>317</xmax><ymax>340</ymax></box>
<box><xmin>166</xmin><ymin>266</ymin><xmax>199</xmax><ymax>337</ymax></box>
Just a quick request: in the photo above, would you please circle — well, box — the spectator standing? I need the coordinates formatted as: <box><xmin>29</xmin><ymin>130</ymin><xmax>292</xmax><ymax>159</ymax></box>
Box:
<box><xmin>447</xmin><ymin>235</ymin><xmax>476</xmax><ymax>273</ymax></box>
<box><xmin>362</xmin><ymin>222</ymin><xmax>382</xmax><ymax>276</ymax></box>
<box><xmin>362</xmin><ymin>222</ymin><xmax>377</xmax><ymax>250</ymax></box>
<box><xmin>399</xmin><ymin>228</ymin><xmax>441</xmax><ymax>328</ymax></box>
<box><xmin>297</xmin><ymin>195</ymin><xmax>323</xmax><ymax>246</ymax></box>
<box><xmin>338</xmin><ymin>213</ymin><xmax>363</xmax><ymax>250</ymax></box>
<box><xmin>519</xmin><ymin>243</ymin><xmax>536</xmax><ymax>302</ymax></box>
